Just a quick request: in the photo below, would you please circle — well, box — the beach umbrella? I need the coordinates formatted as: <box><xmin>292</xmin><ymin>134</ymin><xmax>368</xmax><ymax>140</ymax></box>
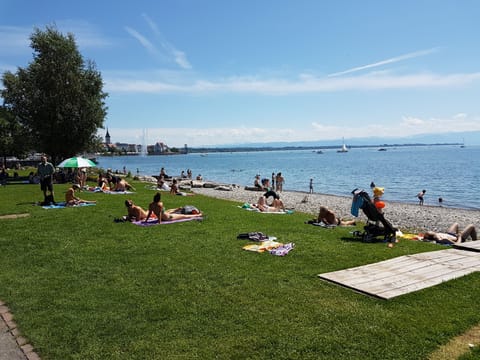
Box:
<box><xmin>57</xmin><ymin>156</ymin><xmax>97</xmax><ymax>168</ymax></box>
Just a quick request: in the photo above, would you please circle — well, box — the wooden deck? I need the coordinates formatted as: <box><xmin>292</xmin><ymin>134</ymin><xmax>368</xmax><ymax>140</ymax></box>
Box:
<box><xmin>453</xmin><ymin>241</ymin><xmax>480</xmax><ymax>252</ymax></box>
<box><xmin>318</xmin><ymin>249</ymin><xmax>480</xmax><ymax>299</ymax></box>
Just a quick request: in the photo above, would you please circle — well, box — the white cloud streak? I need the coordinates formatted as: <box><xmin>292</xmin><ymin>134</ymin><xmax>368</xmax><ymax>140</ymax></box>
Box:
<box><xmin>126</xmin><ymin>15</ymin><xmax>192</xmax><ymax>70</ymax></box>
<box><xmin>328</xmin><ymin>48</ymin><xmax>440</xmax><ymax>77</ymax></box>
<box><xmin>104</xmin><ymin>71</ymin><xmax>480</xmax><ymax>95</ymax></box>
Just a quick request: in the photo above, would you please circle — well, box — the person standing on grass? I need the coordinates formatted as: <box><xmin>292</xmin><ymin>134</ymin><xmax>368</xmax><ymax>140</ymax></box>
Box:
<box><xmin>37</xmin><ymin>155</ymin><xmax>55</xmax><ymax>199</ymax></box>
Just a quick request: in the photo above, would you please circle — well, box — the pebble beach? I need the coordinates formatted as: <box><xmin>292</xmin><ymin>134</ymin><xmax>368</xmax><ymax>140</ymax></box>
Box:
<box><xmin>190</xmin><ymin>185</ymin><xmax>480</xmax><ymax>233</ymax></box>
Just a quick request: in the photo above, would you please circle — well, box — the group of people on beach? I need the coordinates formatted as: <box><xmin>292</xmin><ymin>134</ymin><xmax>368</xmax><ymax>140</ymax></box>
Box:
<box><xmin>253</xmin><ymin>172</ymin><xmax>284</xmax><ymax>192</ymax></box>
<box><xmin>124</xmin><ymin>192</ymin><xmax>202</xmax><ymax>223</ymax></box>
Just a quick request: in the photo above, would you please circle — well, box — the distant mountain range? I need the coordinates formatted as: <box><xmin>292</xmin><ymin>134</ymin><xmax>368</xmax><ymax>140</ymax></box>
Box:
<box><xmin>197</xmin><ymin>131</ymin><xmax>479</xmax><ymax>149</ymax></box>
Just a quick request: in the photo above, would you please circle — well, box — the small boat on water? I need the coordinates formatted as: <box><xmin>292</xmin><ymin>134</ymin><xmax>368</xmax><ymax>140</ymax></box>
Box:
<box><xmin>337</xmin><ymin>138</ymin><xmax>348</xmax><ymax>153</ymax></box>
<box><xmin>316</xmin><ymin>150</ymin><xmax>323</xmax><ymax>154</ymax></box>
<box><xmin>378</xmin><ymin>148</ymin><xmax>387</xmax><ymax>151</ymax></box>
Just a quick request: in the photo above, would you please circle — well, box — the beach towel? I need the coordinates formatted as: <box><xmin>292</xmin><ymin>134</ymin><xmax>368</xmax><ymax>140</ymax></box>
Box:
<box><xmin>238</xmin><ymin>204</ymin><xmax>293</xmax><ymax>214</ymax></box>
<box><xmin>270</xmin><ymin>242</ymin><xmax>295</xmax><ymax>256</ymax></box>
<box><xmin>102</xmin><ymin>190</ymin><xmax>135</xmax><ymax>195</ymax></box>
<box><xmin>42</xmin><ymin>202</ymin><xmax>96</xmax><ymax>209</ymax></box>
<box><xmin>307</xmin><ymin>221</ymin><xmax>337</xmax><ymax>228</ymax></box>
<box><xmin>132</xmin><ymin>217</ymin><xmax>203</xmax><ymax>226</ymax></box>
<box><xmin>243</xmin><ymin>240</ymin><xmax>283</xmax><ymax>253</ymax></box>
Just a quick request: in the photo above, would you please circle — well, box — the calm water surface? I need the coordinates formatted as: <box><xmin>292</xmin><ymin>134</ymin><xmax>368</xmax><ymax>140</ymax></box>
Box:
<box><xmin>97</xmin><ymin>145</ymin><xmax>480</xmax><ymax>209</ymax></box>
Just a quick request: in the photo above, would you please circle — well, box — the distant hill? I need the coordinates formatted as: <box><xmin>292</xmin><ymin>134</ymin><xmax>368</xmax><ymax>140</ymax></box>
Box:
<box><xmin>196</xmin><ymin>131</ymin><xmax>480</xmax><ymax>149</ymax></box>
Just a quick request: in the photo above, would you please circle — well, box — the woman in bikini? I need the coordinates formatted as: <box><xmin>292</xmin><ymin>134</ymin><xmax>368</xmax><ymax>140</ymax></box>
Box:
<box><xmin>317</xmin><ymin>206</ymin><xmax>356</xmax><ymax>226</ymax></box>
<box><xmin>144</xmin><ymin>192</ymin><xmax>202</xmax><ymax>223</ymax></box>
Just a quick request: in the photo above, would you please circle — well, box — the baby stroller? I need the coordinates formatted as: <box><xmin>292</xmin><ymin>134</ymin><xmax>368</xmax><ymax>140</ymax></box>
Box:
<box><xmin>350</xmin><ymin>189</ymin><xmax>397</xmax><ymax>243</ymax></box>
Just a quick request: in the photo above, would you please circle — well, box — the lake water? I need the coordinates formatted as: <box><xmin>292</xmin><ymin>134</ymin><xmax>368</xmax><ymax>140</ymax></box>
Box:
<box><xmin>96</xmin><ymin>145</ymin><xmax>480</xmax><ymax>210</ymax></box>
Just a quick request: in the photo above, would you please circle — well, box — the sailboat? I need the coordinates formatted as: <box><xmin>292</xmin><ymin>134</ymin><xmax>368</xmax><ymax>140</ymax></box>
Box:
<box><xmin>337</xmin><ymin>138</ymin><xmax>348</xmax><ymax>153</ymax></box>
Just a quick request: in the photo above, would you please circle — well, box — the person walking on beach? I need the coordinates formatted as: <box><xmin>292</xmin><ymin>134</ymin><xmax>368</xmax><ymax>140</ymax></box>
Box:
<box><xmin>417</xmin><ymin>189</ymin><xmax>426</xmax><ymax>205</ymax></box>
<box><xmin>37</xmin><ymin>155</ymin><xmax>55</xmax><ymax>200</ymax></box>
<box><xmin>309</xmin><ymin>178</ymin><xmax>314</xmax><ymax>194</ymax></box>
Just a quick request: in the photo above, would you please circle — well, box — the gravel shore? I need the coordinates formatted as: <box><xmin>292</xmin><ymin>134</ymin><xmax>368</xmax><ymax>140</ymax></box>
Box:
<box><xmin>191</xmin><ymin>185</ymin><xmax>480</xmax><ymax>233</ymax></box>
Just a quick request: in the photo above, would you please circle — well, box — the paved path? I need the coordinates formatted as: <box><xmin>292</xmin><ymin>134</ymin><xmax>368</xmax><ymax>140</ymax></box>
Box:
<box><xmin>0</xmin><ymin>316</ymin><xmax>25</xmax><ymax>360</ymax></box>
<box><xmin>0</xmin><ymin>301</ymin><xmax>38</xmax><ymax>360</ymax></box>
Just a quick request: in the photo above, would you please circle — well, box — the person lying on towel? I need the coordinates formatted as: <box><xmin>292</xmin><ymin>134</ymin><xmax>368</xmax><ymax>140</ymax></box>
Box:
<box><xmin>145</xmin><ymin>192</ymin><xmax>202</xmax><ymax>223</ymax></box>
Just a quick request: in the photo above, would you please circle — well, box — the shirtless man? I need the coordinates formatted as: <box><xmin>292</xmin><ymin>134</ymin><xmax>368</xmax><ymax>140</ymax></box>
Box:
<box><xmin>423</xmin><ymin>223</ymin><xmax>477</xmax><ymax>244</ymax></box>
<box><xmin>124</xmin><ymin>199</ymin><xmax>149</xmax><ymax>221</ymax></box>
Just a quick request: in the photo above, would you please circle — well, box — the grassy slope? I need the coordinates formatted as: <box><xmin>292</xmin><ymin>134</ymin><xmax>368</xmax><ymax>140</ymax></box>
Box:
<box><xmin>1</xmin><ymin>179</ymin><xmax>480</xmax><ymax>359</ymax></box>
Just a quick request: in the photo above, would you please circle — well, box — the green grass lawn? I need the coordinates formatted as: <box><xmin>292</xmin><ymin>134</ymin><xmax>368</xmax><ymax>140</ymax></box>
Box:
<box><xmin>1</xmin><ymin>177</ymin><xmax>480</xmax><ymax>359</ymax></box>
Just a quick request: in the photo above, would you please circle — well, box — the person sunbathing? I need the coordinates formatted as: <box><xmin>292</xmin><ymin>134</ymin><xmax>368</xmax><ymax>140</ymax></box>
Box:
<box><xmin>124</xmin><ymin>199</ymin><xmax>150</xmax><ymax>221</ymax></box>
<box><xmin>423</xmin><ymin>223</ymin><xmax>477</xmax><ymax>244</ymax></box>
<box><xmin>144</xmin><ymin>192</ymin><xmax>202</xmax><ymax>223</ymax></box>
<box><xmin>114</xmin><ymin>178</ymin><xmax>136</xmax><ymax>192</ymax></box>
<box><xmin>317</xmin><ymin>206</ymin><xmax>356</xmax><ymax>226</ymax></box>
<box><xmin>65</xmin><ymin>184</ymin><xmax>97</xmax><ymax>206</ymax></box>
<box><xmin>253</xmin><ymin>195</ymin><xmax>285</xmax><ymax>212</ymax></box>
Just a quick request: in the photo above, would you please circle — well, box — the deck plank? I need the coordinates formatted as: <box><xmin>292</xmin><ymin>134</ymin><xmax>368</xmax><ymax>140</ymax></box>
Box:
<box><xmin>453</xmin><ymin>241</ymin><xmax>480</xmax><ymax>252</ymax></box>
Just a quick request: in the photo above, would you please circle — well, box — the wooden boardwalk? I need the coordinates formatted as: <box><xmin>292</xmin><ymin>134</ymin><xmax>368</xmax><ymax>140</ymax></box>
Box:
<box><xmin>318</xmin><ymin>249</ymin><xmax>480</xmax><ymax>299</ymax></box>
<box><xmin>453</xmin><ymin>241</ymin><xmax>480</xmax><ymax>252</ymax></box>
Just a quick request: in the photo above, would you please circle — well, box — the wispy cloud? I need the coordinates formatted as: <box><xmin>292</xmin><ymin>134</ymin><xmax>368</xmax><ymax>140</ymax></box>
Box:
<box><xmin>327</xmin><ymin>48</ymin><xmax>440</xmax><ymax>77</ymax></box>
<box><xmin>126</xmin><ymin>14</ymin><xmax>192</xmax><ymax>70</ymax></box>
<box><xmin>104</xmin><ymin>71</ymin><xmax>480</xmax><ymax>95</ymax></box>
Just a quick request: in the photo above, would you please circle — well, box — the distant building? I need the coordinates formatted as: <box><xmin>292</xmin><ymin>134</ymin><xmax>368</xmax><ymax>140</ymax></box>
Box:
<box><xmin>105</xmin><ymin>128</ymin><xmax>111</xmax><ymax>145</ymax></box>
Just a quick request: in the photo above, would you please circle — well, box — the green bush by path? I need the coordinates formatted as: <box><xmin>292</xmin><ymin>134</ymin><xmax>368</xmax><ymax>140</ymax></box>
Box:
<box><xmin>0</xmin><ymin>181</ymin><xmax>479</xmax><ymax>359</ymax></box>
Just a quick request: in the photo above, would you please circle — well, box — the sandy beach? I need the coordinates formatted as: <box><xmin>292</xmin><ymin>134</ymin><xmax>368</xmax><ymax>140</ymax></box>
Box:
<box><xmin>190</xmin><ymin>185</ymin><xmax>480</xmax><ymax>233</ymax></box>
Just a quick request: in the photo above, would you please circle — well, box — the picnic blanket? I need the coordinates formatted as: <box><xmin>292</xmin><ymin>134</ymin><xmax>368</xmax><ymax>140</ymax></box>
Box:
<box><xmin>132</xmin><ymin>217</ymin><xmax>203</xmax><ymax>226</ymax></box>
<box><xmin>42</xmin><ymin>202</ymin><xmax>96</xmax><ymax>209</ymax></box>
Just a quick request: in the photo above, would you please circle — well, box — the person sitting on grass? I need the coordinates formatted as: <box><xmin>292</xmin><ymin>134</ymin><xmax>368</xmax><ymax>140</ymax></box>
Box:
<box><xmin>114</xmin><ymin>178</ymin><xmax>136</xmax><ymax>192</ymax></box>
<box><xmin>144</xmin><ymin>192</ymin><xmax>202</xmax><ymax>223</ymax></box>
<box><xmin>124</xmin><ymin>199</ymin><xmax>150</xmax><ymax>222</ymax></box>
<box><xmin>65</xmin><ymin>184</ymin><xmax>97</xmax><ymax>206</ymax></box>
<box><xmin>422</xmin><ymin>223</ymin><xmax>477</xmax><ymax>244</ymax></box>
<box><xmin>316</xmin><ymin>205</ymin><xmax>356</xmax><ymax>226</ymax></box>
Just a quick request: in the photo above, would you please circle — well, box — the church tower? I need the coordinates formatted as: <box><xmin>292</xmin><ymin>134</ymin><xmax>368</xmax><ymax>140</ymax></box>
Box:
<box><xmin>105</xmin><ymin>128</ymin><xmax>111</xmax><ymax>145</ymax></box>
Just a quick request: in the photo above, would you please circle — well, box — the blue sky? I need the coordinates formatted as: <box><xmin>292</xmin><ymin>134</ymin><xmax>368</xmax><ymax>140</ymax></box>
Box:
<box><xmin>1</xmin><ymin>0</ymin><xmax>480</xmax><ymax>147</ymax></box>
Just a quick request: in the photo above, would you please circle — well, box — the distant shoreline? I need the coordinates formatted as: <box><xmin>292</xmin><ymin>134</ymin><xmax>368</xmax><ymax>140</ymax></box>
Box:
<box><xmin>190</xmin><ymin>185</ymin><xmax>480</xmax><ymax>233</ymax></box>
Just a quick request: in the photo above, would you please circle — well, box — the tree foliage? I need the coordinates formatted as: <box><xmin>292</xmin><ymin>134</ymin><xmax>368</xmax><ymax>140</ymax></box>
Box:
<box><xmin>1</xmin><ymin>26</ymin><xmax>108</xmax><ymax>165</ymax></box>
<box><xmin>0</xmin><ymin>107</ymin><xmax>32</xmax><ymax>166</ymax></box>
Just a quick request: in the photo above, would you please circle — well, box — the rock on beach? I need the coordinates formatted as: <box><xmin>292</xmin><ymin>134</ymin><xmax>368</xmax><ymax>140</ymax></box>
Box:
<box><xmin>191</xmin><ymin>186</ymin><xmax>480</xmax><ymax>233</ymax></box>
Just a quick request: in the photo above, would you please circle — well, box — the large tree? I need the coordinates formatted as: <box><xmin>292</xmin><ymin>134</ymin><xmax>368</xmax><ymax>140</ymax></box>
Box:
<box><xmin>1</xmin><ymin>26</ymin><xmax>108</xmax><ymax>165</ymax></box>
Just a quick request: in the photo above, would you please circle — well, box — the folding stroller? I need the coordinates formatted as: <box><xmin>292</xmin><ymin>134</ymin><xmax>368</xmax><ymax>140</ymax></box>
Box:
<box><xmin>351</xmin><ymin>189</ymin><xmax>397</xmax><ymax>243</ymax></box>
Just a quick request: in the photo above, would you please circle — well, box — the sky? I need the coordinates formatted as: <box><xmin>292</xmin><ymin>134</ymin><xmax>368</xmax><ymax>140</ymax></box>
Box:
<box><xmin>1</xmin><ymin>0</ymin><xmax>480</xmax><ymax>147</ymax></box>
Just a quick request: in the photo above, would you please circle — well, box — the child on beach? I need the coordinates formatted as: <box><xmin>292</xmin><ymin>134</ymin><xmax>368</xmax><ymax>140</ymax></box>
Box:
<box><xmin>417</xmin><ymin>189</ymin><xmax>426</xmax><ymax>205</ymax></box>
